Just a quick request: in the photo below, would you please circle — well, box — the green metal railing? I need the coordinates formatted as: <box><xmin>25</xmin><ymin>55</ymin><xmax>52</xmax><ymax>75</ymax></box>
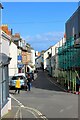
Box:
<box><xmin>58</xmin><ymin>37</ymin><xmax>80</xmax><ymax>70</ymax></box>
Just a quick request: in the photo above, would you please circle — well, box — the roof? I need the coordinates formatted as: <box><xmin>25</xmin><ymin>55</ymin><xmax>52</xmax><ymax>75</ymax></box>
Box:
<box><xmin>66</xmin><ymin>6</ymin><xmax>80</xmax><ymax>24</ymax></box>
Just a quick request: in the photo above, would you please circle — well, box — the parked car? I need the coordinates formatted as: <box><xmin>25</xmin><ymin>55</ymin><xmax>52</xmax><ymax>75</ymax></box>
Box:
<box><xmin>14</xmin><ymin>73</ymin><xmax>26</xmax><ymax>77</ymax></box>
<box><xmin>9</xmin><ymin>73</ymin><xmax>27</xmax><ymax>89</ymax></box>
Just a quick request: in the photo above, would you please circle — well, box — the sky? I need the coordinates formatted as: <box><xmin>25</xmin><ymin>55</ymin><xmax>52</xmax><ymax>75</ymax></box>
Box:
<box><xmin>2</xmin><ymin>2</ymin><xmax>78</xmax><ymax>52</ymax></box>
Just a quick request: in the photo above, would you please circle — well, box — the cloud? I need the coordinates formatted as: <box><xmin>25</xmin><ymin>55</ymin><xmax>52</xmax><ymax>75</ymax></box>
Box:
<box><xmin>26</xmin><ymin>31</ymin><xmax>64</xmax><ymax>51</ymax></box>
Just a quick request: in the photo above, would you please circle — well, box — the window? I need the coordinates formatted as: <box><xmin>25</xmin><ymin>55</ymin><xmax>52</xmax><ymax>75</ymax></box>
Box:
<box><xmin>12</xmin><ymin>76</ymin><xmax>25</xmax><ymax>80</ymax></box>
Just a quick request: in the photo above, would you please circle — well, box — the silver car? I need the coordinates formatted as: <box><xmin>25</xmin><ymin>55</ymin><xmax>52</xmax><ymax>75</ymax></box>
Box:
<box><xmin>9</xmin><ymin>75</ymin><xmax>27</xmax><ymax>89</ymax></box>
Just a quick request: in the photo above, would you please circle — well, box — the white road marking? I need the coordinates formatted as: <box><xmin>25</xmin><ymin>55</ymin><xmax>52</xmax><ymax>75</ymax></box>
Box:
<box><xmin>20</xmin><ymin>106</ymin><xmax>22</xmax><ymax>119</ymax></box>
<box><xmin>10</xmin><ymin>94</ymin><xmax>48</xmax><ymax>120</ymax></box>
<box><xmin>25</xmin><ymin>109</ymin><xmax>38</xmax><ymax>118</ymax></box>
<box><xmin>49</xmin><ymin>79</ymin><xmax>67</xmax><ymax>92</ymax></box>
<box><xmin>21</xmin><ymin>105</ymin><xmax>24</xmax><ymax>108</ymax></box>
<box><xmin>14</xmin><ymin>107</ymin><xmax>20</xmax><ymax>118</ymax></box>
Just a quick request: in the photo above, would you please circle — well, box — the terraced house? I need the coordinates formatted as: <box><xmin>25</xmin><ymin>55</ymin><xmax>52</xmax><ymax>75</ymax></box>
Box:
<box><xmin>0</xmin><ymin>29</ymin><xmax>11</xmax><ymax>117</ymax></box>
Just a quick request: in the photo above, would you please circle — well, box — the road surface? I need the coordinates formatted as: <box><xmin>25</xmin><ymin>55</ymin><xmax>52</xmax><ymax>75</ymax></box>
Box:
<box><xmin>5</xmin><ymin>70</ymin><xmax>78</xmax><ymax>119</ymax></box>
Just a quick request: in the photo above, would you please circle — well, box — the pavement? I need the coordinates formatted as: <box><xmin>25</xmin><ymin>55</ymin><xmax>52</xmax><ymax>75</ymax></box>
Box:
<box><xmin>1</xmin><ymin>91</ymin><xmax>39</xmax><ymax>119</ymax></box>
<box><xmin>1</xmin><ymin>94</ymin><xmax>20</xmax><ymax>119</ymax></box>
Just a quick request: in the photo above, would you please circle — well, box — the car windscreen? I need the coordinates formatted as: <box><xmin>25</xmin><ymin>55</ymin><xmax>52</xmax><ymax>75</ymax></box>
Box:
<box><xmin>12</xmin><ymin>76</ymin><xmax>25</xmax><ymax>80</ymax></box>
<box><xmin>12</xmin><ymin>76</ymin><xmax>18</xmax><ymax>80</ymax></box>
<box><xmin>18</xmin><ymin>76</ymin><xmax>25</xmax><ymax>79</ymax></box>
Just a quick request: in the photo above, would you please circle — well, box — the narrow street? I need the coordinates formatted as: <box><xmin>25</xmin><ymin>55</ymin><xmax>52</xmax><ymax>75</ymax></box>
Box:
<box><xmin>5</xmin><ymin>70</ymin><xmax>78</xmax><ymax>119</ymax></box>
<box><xmin>0</xmin><ymin>2</ymin><xmax>79</xmax><ymax>119</ymax></box>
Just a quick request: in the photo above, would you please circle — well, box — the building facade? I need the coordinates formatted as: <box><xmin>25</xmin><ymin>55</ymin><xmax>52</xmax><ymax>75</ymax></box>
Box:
<box><xmin>35</xmin><ymin>55</ymin><xmax>42</xmax><ymax>69</ymax></box>
<box><xmin>56</xmin><ymin>6</ymin><xmax>80</xmax><ymax>93</ymax></box>
<box><xmin>64</xmin><ymin>6</ymin><xmax>80</xmax><ymax>92</ymax></box>
<box><xmin>52</xmin><ymin>38</ymin><xmax>66</xmax><ymax>78</ymax></box>
<box><xmin>44</xmin><ymin>47</ymin><xmax>51</xmax><ymax>70</ymax></box>
<box><xmin>9</xmin><ymin>41</ymin><xmax>18</xmax><ymax>77</ymax></box>
<box><xmin>31</xmin><ymin>49</ymin><xmax>35</xmax><ymax>70</ymax></box>
<box><xmin>0</xmin><ymin>30</ymin><xmax>11</xmax><ymax>118</ymax></box>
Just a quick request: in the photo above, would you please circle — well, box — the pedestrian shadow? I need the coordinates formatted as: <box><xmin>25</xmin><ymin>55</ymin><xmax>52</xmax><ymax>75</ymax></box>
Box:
<box><xmin>9</xmin><ymin>91</ymin><xmax>15</xmax><ymax>95</ymax></box>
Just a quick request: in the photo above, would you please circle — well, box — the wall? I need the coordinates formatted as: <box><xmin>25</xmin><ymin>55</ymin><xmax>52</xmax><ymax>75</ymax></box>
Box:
<box><xmin>65</xmin><ymin>6</ymin><xmax>80</xmax><ymax>91</ymax></box>
<box><xmin>31</xmin><ymin>49</ymin><xmax>35</xmax><ymax>65</ymax></box>
<box><xmin>51</xmin><ymin>38</ymin><xmax>66</xmax><ymax>77</ymax></box>
<box><xmin>65</xmin><ymin>7</ymin><xmax>79</xmax><ymax>39</ymax></box>
<box><xmin>9</xmin><ymin>42</ymin><xmax>18</xmax><ymax>77</ymax></box>
<box><xmin>26</xmin><ymin>52</ymin><xmax>31</xmax><ymax>64</ymax></box>
<box><xmin>22</xmin><ymin>51</ymin><xmax>27</xmax><ymax>64</ymax></box>
<box><xmin>2</xmin><ymin>31</ymin><xmax>10</xmax><ymax>55</ymax></box>
<box><xmin>44</xmin><ymin>48</ymin><xmax>51</xmax><ymax>69</ymax></box>
<box><xmin>0</xmin><ymin>31</ymin><xmax>11</xmax><ymax>118</ymax></box>
<box><xmin>35</xmin><ymin>56</ymin><xmax>42</xmax><ymax>69</ymax></box>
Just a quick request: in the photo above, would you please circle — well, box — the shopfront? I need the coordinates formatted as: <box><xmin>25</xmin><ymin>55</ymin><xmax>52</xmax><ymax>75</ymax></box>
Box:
<box><xmin>0</xmin><ymin>53</ymin><xmax>11</xmax><ymax>118</ymax></box>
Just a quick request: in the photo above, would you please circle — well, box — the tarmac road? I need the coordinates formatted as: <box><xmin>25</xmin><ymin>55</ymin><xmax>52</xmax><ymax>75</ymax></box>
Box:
<box><xmin>3</xmin><ymin>70</ymin><xmax>78</xmax><ymax>119</ymax></box>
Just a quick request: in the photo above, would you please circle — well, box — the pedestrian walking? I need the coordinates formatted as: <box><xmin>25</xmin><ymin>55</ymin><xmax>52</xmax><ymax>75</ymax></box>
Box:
<box><xmin>24</xmin><ymin>78</ymin><xmax>28</xmax><ymax>91</ymax></box>
<box><xmin>32</xmin><ymin>71</ymin><xmax>34</xmax><ymax>81</ymax></box>
<box><xmin>15</xmin><ymin>77</ymin><xmax>21</xmax><ymax>94</ymax></box>
<box><xmin>27</xmin><ymin>74</ymin><xmax>33</xmax><ymax>91</ymax></box>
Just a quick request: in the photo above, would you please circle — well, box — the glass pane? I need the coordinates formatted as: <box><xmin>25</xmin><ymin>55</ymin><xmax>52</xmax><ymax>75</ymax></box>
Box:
<box><xmin>12</xmin><ymin>76</ymin><xmax>18</xmax><ymax>80</ymax></box>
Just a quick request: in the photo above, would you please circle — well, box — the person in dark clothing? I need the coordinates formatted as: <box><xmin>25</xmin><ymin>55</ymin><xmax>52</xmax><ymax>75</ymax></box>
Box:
<box><xmin>32</xmin><ymin>72</ymin><xmax>34</xmax><ymax>81</ymax></box>
<box><xmin>24</xmin><ymin>79</ymin><xmax>28</xmax><ymax>91</ymax></box>
<box><xmin>27</xmin><ymin>74</ymin><xmax>32</xmax><ymax>91</ymax></box>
